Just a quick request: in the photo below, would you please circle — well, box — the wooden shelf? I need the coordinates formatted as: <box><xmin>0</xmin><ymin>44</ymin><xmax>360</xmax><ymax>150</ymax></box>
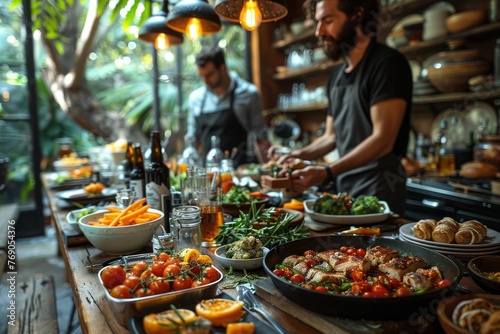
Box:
<box><xmin>273</xmin><ymin>60</ymin><xmax>342</xmax><ymax>81</ymax></box>
<box><xmin>398</xmin><ymin>22</ymin><xmax>500</xmax><ymax>56</ymax></box>
<box><xmin>413</xmin><ymin>88</ymin><xmax>500</xmax><ymax>104</ymax></box>
<box><xmin>272</xmin><ymin>26</ymin><xmax>316</xmax><ymax>50</ymax></box>
<box><xmin>264</xmin><ymin>102</ymin><xmax>328</xmax><ymax>116</ymax></box>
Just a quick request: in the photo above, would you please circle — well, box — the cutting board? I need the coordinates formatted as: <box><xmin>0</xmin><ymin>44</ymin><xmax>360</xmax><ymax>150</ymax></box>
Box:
<box><xmin>254</xmin><ymin>278</ymin><xmax>436</xmax><ymax>334</ymax></box>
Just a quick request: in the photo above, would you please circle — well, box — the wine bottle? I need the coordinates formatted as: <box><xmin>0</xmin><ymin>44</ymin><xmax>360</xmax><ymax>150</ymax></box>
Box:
<box><xmin>129</xmin><ymin>143</ymin><xmax>145</xmax><ymax>200</ymax></box>
<box><xmin>121</xmin><ymin>141</ymin><xmax>134</xmax><ymax>189</ymax></box>
<box><xmin>145</xmin><ymin>131</ymin><xmax>172</xmax><ymax>217</ymax></box>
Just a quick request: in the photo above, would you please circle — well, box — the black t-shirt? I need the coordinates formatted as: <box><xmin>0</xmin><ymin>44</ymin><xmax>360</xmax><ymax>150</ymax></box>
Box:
<box><xmin>327</xmin><ymin>41</ymin><xmax>413</xmax><ymax>157</ymax></box>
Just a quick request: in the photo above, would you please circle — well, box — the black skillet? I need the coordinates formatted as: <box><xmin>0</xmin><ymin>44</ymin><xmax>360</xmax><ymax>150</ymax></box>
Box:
<box><xmin>263</xmin><ymin>235</ymin><xmax>461</xmax><ymax>320</ymax></box>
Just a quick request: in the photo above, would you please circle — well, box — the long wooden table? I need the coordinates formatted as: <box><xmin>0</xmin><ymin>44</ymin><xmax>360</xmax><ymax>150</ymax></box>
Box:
<box><xmin>41</xmin><ymin>173</ymin><xmax>488</xmax><ymax>334</ymax></box>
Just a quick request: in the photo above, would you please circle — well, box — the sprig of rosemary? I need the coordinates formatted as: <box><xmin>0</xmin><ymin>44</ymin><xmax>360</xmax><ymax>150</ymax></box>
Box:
<box><xmin>214</xmin><ymin>202</ymin><xmax>309</xmax><ymax>248</ymax></box>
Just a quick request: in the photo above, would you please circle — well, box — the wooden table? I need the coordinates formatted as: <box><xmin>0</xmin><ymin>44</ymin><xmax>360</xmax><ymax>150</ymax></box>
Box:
<box><xmin>41</xmin><ymin>173</ymin><xmax>487</xmax><ymax>334</ymax></box>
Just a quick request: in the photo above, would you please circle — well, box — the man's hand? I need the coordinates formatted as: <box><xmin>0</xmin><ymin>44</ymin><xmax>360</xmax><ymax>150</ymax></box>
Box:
<box><xmin>290</xmin><ymin>165</ymin><xmax>329</xmax><ymax>192</ymax></box>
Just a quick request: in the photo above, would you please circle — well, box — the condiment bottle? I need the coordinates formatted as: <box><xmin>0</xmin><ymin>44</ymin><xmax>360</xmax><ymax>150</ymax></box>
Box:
<box><xmin>145</xmin><ymin>131</ymin><xmax>172</xmax><ymax>221</ymax></box>
<box><xmin>129</xmin><ymin>143</ymin><xmax>145</xmax><ymax>200</ymax></box>
<box><xmin>205</xmin><ymin>135</ymin><xmax>224</xmax><ymax>172</ymax></box>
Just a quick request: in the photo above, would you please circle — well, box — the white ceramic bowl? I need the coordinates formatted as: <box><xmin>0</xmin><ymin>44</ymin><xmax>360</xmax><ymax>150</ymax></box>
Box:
<box><xmin>214</xmin><ymin>245</ymin><xmax>269</xmax><ymax>271</ymax></box>
<box><xmin>78</xmin><ymin>208</ymin><xmax>164</xmax><ymax>254</ymax></box>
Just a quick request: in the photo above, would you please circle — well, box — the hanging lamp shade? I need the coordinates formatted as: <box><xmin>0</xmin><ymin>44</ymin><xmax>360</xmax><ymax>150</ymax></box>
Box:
<box><xmin>214</xmin><ymin>0</ymin><xmax>287</xmax><ymax>23</ymax></box>
<box><xmin>139</xmin><ymin>1</ymin><xmax>184</xmax><ymax>46</ymax></box>
<box><xmin>166</xmin><ymin>0</ymin><xmax>222</xmax><ymax>38</ymax></box>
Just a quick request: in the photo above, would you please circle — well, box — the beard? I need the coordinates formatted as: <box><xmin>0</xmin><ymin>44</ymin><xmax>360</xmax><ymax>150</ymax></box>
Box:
<box><xmin>320</xmin><ymin>20</ymin><xmax>358</xmax><ymax>61</ymax></box>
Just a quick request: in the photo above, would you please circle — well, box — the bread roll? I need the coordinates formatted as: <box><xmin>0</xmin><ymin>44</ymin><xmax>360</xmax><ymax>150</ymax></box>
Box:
<box><xmin>437</xmin><ymin>217</ymin><xmax>460</xmax><ymax>233</ymax></box>
<box><xmin>462</xmin><ymin>220</ymin><xmax>488</xmax><ymax>240</ymax></box>
<box><xmin>412</xmin><ymin>219</ymin><xmax>436</xmax><ymax>240</ymax></box>
<box><xmin>432</xmin><ymin>223</ymin><xmax>455</xmax><ymax>243</ymax></box>
<box><xmin>480</xmin><ymin>310</ymin><xmax>500</xmax><ymax>334</ymax></box>
<box><xmin>455</xmin><ymin>226</ymin><xmax>483</xmax><ymax>244</ymax></box>
<box><xmin>459</xmin><ymin>161</ymin><xmax>498</xmax><ymax>179</ymax></box>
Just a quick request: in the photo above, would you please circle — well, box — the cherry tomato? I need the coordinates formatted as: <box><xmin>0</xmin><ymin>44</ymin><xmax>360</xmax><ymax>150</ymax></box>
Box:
<box><xmin>305</xmin><ymin>259</ymin><xmax>317</xmax><ymax>268</ymax></box>
<box><xmin>346</xmin><ymin>248</ymin><xmax>357</xmax><ymax>256</ymax></box>
<box><xmin>110</xmin><ymin>284</ymin><xmax>132</xmax><ymax>299</ymax></box>
<box><xmin>394</xmin><ymin>287</ymin><xmax>412</xmax><ymax>297</ymax></box>
<box><xmin>173</xmin><ymin>275</ymin><xmax>193</xmax><ymax>291</ymax></box>
<box><xmin>101</xmin><ymin>265</ymin><xmax>126</xmax><ymax>289</ymax></box>
<box><xmin>123</xmin><ymin>275</ymin><xmax>141</xmax><ymax>292</ymax></box>
<box><xmin>131</xmin><ymin>261</ymin><xmax>148</xmax><ymax>277</ymax></box>
<box><xmin>388</xmin><ymin>277</ymin><xmax>401</xmax><ymax>289</ymax></box>
<box><xmin>437</xmin><ymin>279</ymin><xmax>451</xmax><ymax>289</ymax></box>
<box><xmin>154</xmin><ymin>252</ymin><xmax>170</xmax><ymax>262</ymax></box>
<box><xmin>290</xmin><ymin>273</ymin><xmax>305</xmax><ymax>284</ymax></box>
<box><xmin>376</xmin><ymin>275</ymin><xmax>391</xmax><ymax>291</ymax></box>
<box><xmin>356</xmin><ymin>248</ymin><xmax>366</xmax><ymax>257</ymax></box>
<box><xmin>151</xmin><ymin>261</ymin><xmax>167</xmax><ymax>277</ymax></box>
<box><xmin>189</xmin><ymin>260</ymin><xmax>201</xmax><ymax>275</ymax></box>
<box><xmin>148</xmin><ymin>280</ymin><xmax>170</xmax><ymax>294</ymax></box>
<box><xmin>163</xmin><ymin>264</ymin><xmax>181</xmax><ymax>278</ymax></box>
<box><xmin>273</xmin><ymin>268</ymin><xmax>285</xmax><ymax>277</ymax></box>
<box><xmin>372</xmin><ymin>282</ymin><xmax>390</xmax><ymax>297</ymax></box>
<box><xmin>134</xmin><ymin>287</ymin><xmax>154</xmax><ymax>297</ymax></box>
<box><xmin>204</xmin><ymin>267</ymin><xmax>220</xmax><ymax>282</ymax></box>
<box><xmin>304</xmin><ymin>250</ymin><xmax>315</xmax><ymax>257</ymax></box>
<box><xmin>361</xmin><ymin>292</ymin><xmax>375</xmax><ymax>298</ymax></box>
<box><xmin>351</xmin><ymin>282</ymin><xmax>372</xmax><ymax>295</ymax></box>
<box><xmin>314</xmin><ymin>286</ymin><xmax>329</xmax><ymax>293</ymax></box>
<box><xmin>351</xmin><ymin>269</ymin><xmax>366</xmax><ymax>282</ymax></box>
<box><xmin>282</xmin><ymin>267</ymin><xmax>294</xmax><ymax>280</ymax></box>
<box><xmin>191</xmin><ymin>277</ymin><xmax>211</xmax><ymax>288</ymax></box>
<box><xmin>339</xmin><ymin>246</ymin><xmax>348</xmax><ymax>253</ymax></box>
<box><xmin>139</xmin><ymin>269</ymin><xmax>156</xmax><ymax>282</ymax></box>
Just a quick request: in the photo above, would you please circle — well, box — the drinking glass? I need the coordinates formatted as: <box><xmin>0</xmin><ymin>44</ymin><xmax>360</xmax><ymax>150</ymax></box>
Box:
<box><xmin>195</xmin><ymin>187</ymin><xmax>223</xmax><ymax>248</ymax></box>
<box><xmin>115</xmin><ymin>189</ymin><xmax>135</xmax><ymax>208</ymax></box>
<box><xmin>171</xmin><ymin>205</ymin><xmax>202</xmax><ymax>251</ymax></box>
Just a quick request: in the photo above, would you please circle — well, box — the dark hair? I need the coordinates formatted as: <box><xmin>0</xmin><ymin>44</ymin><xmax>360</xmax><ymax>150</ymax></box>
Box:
<box><xmin>195</xmin><ymin>45</ymin><xmax>226</xmax><ymax>68</ymax></box>
<box><xmin>304</xmin><ymin>0</ymin><xmax>381</xmax><ymax>35</ymax></box>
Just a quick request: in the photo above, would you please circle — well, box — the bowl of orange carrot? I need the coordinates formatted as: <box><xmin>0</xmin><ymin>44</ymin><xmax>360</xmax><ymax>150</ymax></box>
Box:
<box><xmin>78</xmin><ymin>198</ymin><xmax>164</xmax><ymax>254</ymax></box>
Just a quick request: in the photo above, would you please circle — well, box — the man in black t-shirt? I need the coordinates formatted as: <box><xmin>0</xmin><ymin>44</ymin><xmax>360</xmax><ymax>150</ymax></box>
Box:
<box><xmin>268</xmin><ymin>0</ymin><xmax>412</xmax><ymax>215</ymax></box>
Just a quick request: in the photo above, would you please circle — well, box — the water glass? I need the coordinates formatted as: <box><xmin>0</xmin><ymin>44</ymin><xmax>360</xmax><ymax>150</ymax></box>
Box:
<box><xmin>116</xmin><ymin>189</ymin><xmax>135</xmax><ymax>208</ymax></box>
<box><xmin>196</xmin><ymin>188</ymin><xmax>223</xmax><ymax>248</ymax></box>
<box><xmin>171</xmin><ymin>206</ymin><xmax>202</xmax><ymax>251</ymax></box>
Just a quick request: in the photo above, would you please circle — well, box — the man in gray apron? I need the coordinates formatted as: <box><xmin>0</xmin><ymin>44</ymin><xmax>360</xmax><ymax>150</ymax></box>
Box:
<box><xmin>269</xmin><ymin>0</ymin><xmax>412</xmax><ymax>215</ymax></box>
<box><xmin>187</xmin><ymin>45</ymin><xmax>266</xmax><ymax>166</ymax></box>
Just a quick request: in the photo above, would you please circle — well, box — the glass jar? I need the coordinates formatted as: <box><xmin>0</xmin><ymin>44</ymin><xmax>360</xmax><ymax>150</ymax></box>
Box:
<box><xmin>171</xmin><ymin>206</ymin><xmax>202</xmax><ymax>251</ymax></box>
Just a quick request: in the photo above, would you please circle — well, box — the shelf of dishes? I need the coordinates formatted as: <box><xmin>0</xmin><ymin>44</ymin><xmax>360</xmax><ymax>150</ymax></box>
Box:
<box><xmin>273</xmin><ymin>59</ymin><xmax>342</xmax><ymax>81</ymax></box>
<box><xmin>413</xmin><ymin>88</ymin><xmax>500</xmax><ymax>104</ymax></box>
<box><xmin>395</xmin><ymin>21</ymin><xmax>500</xmax><ymax>56</ymax></box>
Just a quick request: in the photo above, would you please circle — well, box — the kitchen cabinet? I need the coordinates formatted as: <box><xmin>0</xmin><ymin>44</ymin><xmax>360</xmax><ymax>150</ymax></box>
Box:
<box><xmin>254</xmin><ymin>0</ymin><xmax>500</xmax><ymax>144</ymax></box>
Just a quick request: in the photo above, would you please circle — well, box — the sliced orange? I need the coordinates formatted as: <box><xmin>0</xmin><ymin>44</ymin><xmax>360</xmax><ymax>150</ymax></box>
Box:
<box><xmin>195</xmin><ymin>298</ymin><xmax>245</xmax><ymax>327</ymax></box>
<box><xmin>227</xmin><ymin>322</ymin><xmax>256</xmax><ymax>334</ymax></box>
<box><xmin>182</xmin><ymin>249</ymin><xmax>200</xmax><ymax>263</ymax></box>
<box><xmin>143</xmin><ymin>309</ymin><xmax>197</xmax><ymax>334</ymax></box>
<box><xmin>196</xmin><ymin>255</ymin><xmax>212</xmax><ymax>265</ymax></box>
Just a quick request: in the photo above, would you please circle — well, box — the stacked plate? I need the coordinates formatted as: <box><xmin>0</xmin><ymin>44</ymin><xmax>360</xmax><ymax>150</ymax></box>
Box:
<box><xmin>422</xmin><ymin>2</ymin><xmax>455</xmax><ymax>41</ymax></box>
<box><xmin>399</xmin><ymin>223</ymin><xmax>500</xmax><ymax>261</ymax></box>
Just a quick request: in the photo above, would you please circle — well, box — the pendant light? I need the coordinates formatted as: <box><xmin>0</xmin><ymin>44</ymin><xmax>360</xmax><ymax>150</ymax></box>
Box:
<box><xmin>214</xmin><ymin>0</ymin><xmax>287</xmax><ymax>31</ymax></box>
<box><xmin>139</xmin><ymin>0</ymin><xmax>184</xmax><ymax>50</ymax></box>
<box><xmin>166</xmin><ymin>0</ymin><xmax>222</xmax><ymax>40</ymax></box>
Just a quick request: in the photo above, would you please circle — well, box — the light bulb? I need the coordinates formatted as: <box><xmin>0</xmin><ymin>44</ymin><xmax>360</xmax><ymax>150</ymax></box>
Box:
<box><xmin>239</xmin><ymin>0</ymin><xmax>262</xmax><ymax>31</ymax></box>
<box><xmin>186</xmin><ymin>18</ymin><xmax>202</xmax><ymax>40</ymax></box>
<box><xmin>154</xmin><ymin>33</ymin><xmax>170</xmax><ymax>51</ymax></box>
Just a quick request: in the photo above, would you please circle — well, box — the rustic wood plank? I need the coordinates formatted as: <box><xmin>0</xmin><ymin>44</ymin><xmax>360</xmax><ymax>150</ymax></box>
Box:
<box><xmin>8</xmin><ymin>275</ymin><xmax>58</xmax><ymax>334</ymax></box>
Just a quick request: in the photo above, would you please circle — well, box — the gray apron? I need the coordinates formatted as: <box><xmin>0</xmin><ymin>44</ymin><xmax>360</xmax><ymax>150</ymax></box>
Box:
<box><xmin>330</xmin><ymin>42</ymin><xmax>407</xmax><ymax>214</ymax></box>
<box><xmin>195</xmin><ymin>82</ymin><xmax>248</xmax><ymax>166</ymax></box>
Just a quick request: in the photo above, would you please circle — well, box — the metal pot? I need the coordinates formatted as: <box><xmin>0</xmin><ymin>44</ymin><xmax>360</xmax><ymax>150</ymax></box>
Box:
<box><xmin>263</xmin><ymin>235</ymin><xmax>461</xmax><ymax>320</ymax></box>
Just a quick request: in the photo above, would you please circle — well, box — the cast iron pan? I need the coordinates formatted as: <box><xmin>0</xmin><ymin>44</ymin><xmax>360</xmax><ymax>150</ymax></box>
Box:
<box><xmin>263</xmin><ymin>235</ymin><xmax>461</xmax><ymax>320</ymax></box>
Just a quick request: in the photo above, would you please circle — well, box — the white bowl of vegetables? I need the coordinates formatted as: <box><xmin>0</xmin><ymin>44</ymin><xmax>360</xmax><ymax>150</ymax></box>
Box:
<box><xmin>214</xmin><ymin>236</ymin><xmax>269</xmax><ymax>271</ymax></box>
<box><xmin>66</xmin><ymin>206</ymin><xmax>103</xmax><ymax>233</ymax></box>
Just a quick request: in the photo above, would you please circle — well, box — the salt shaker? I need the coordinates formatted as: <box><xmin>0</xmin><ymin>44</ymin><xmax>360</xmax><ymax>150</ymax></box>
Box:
<box><xmin>171</xmin><ymin>206</ymin><xmax>202</xmax><ymax>251</ymax></box>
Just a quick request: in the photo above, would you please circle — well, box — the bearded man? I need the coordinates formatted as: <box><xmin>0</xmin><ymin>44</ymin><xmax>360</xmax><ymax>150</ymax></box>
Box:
<box><xmin>268</xmin><ymin>0</ymin><xmax>412</xmax><ymax>215</ymax></box>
